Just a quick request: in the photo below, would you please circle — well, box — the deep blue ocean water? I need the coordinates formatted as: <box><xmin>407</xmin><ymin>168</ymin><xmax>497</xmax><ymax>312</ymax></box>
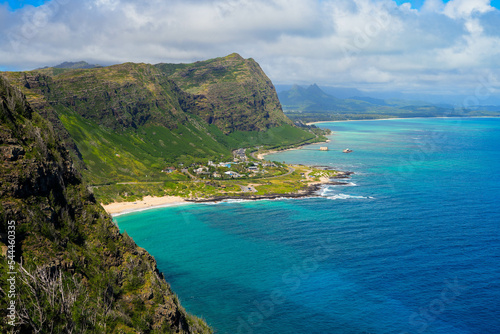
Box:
<box><xmin>115</xmin><ymin>118</ymin><xmax>500</xmax><ymax>334</ymax></box>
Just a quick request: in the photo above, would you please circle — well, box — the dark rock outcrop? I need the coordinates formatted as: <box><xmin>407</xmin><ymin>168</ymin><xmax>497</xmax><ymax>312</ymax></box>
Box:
<box><xmin>0</xmin><ymin>74</ymin><xmax>211</xmax><ymax>333</ymax></box>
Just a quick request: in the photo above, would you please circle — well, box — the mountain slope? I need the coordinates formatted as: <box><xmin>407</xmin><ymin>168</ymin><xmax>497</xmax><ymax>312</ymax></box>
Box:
<box><xmin>156</xmin><ymin>53</ymin><xmax>293</xmax><ymax>134</ymax></box>
<box><xmin>3</xmin><ymin>55</ymin><xmax>320</xmax><ymax>184</ymax></box>
<box><xmin>2</xmin><ymin>64</ymin><xmax>237</xmax><ymax>183</ymax></box>
<box><xmin>279</xmin><ymin>84</ymin><xmax>343</xmax><ymax>111</ymax></box>
<box><xmin>0</xmin><ymin>74</ymin><xmax>211</xmax><ymax>333</ymax></box>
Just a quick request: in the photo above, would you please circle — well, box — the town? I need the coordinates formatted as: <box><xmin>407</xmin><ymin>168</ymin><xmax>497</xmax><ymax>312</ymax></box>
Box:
<box><xmin>161</xmin><ymin>149</ymin><xmax>285</xmax><ymax>180</ymax></box>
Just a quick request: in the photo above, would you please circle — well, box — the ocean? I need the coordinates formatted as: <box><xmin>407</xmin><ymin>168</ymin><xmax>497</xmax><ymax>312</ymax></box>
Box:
<box><xmin>114</xmin><ymin>118</ymin><xmax>500</xmax><ymax>334</ymax></box>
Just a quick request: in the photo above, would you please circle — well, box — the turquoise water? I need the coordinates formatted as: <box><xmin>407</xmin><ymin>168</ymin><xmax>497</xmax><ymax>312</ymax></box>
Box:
<box><xmin>115</xmin><ymin>118</ymin><xmax>500</xmax><ymax>334</ymax></box>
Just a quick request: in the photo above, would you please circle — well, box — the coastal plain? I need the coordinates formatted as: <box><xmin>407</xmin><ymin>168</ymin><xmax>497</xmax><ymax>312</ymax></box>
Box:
<box><xmin>101</xmin><ymin>162</ymin><xmax>351</xmax><ymax>215</ymax></box>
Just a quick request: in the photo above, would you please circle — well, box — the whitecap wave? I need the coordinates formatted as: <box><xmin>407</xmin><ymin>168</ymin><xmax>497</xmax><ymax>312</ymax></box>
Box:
<box><xmin>200</xmin><ymin>197</ymin><xmax>317</xmax><ymax>205</ymax></box>
<box><xmin>320</xmin><ymin>183</ymin><xmax>357</xmax><ymax>196</ymax></box>
<box><xmin>326</xmin><ymin>194</ymin><xmax>374</xmax><ymax>200</ymax></box>
<box><xmin>200</xmin><ymin>198</ymin><xmax>250</xmax><ymax>205</ymax></box>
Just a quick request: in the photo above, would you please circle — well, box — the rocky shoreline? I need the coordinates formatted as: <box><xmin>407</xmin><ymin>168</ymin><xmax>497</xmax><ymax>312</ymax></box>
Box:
<box><xmin>186</xmin><ymin>172</ymin><xmax>354</xmax><ymax>203</ymax></box>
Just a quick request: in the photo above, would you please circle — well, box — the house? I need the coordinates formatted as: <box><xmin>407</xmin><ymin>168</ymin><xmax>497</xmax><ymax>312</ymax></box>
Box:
<box><xmin>224</xmin><ymin>171</ymin><xmax>242</xmax><ymax>178</ymax></box>
<box><xmin>195</xmin><ymin>167</ymin><xmax>208</xmax><ymax>174</ymax></box>
<box><xmin>248</xmin><ymin>166</ymin><xmax>258</xmax><ymax>171</ymax></box>
<box><xmin>162</xmin><ymin>166</ymin><xmax>176</xmax><ymax>173</ymax></box>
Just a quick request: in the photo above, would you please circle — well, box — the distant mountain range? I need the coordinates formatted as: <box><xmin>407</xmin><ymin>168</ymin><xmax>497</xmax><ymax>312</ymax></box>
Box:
<box><xmin>38</xmin><ymin>61</ymin><xmax>102</xmax><ymax>70</ymax></box>
<box><xmin>277</xmin><ymin>84</ymin><xmax>500</xmax><ymax>122</ymax></box>
<box><xmin>275</xmin><ymin>84</ymin><xmax>365</xmax><ymax>99</ymax></box>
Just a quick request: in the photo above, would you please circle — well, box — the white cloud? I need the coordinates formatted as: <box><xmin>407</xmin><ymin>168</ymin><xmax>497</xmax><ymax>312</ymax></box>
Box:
<box><xmin>0</xmin><ymin>0</ymin><xmax>499</xmax><ymax>97</ymax></box>
<box><xmin>421</xmin><ymin>0</ymin><xmax>445</xmax><ymax>13</ymax></box>
<box><xmin>443</xmin><ymin>0</ymin><xmax>494</xmax><ymax>18</ymax></box>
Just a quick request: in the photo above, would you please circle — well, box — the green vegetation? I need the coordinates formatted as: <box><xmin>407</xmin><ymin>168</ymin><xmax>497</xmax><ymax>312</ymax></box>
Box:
<box><xmin>227</xmin><ymin>124</ymin><xmax>320</xmax><ymax>150</ymax></box>
<box><xmin>2</xmin><ymin>54</ymin><xmax>326</xmax><ymax>188</ymax></box>
<box><xmin>57</xmin><ymin>106</ymin><xmax>234</xmax><ymax>183</ymax></box>
<box><xmin>156</xmin><ymin>53</ymin><xmax>293</xmax><ymax>134</ymax></box>
<box><xmin>92</xmin><ymin>162</ymin><xmax>343</xmax><ymax>204</ymax></box>
<box><xmin>0</xmin><ymin>75</ymin><xmax>211</xmax><ymax>333</ymax></box>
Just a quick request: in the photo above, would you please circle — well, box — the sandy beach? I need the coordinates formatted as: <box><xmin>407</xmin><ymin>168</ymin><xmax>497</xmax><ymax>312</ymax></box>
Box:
<box><xmin>305</xmin><ymin>118</ymin><xmax>398</xmax><ymax>125</ymax></box>
<box><xmin>102</xmin><ymin>195</ymin><xmax>186</xmax><ymax>215</ymax></box>
<box><xmin>305</xmin><ymin>116</ymin><xmax>500</xmax><ymax>126</ymax></box>
<box><xmin>102</xmin><ymin>173</ymin><xmax>350</xmax><ymax>214</ymax></box>
<box><xmin>257</xmin><ymin>140</ymin><xmax>329</xmax><ymax>160</ymax></box>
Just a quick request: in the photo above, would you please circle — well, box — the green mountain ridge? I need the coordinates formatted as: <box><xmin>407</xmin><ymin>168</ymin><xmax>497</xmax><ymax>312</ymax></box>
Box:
<box><xmin>3</xmin><ymin>54</ymin><xmax>322</xmax><ymax>184</ymax></box>
<box><xmin>0</xmin><ymin>75</ymin><xmax>212</xmax><ymax>333</ymax></box>
<box><xmin>38</xmin><ymin>61</ymin><xmax>102</xmax><ymax>70</ymax></box>
<box><xmin>156</xmin><ymin>53</ymin><xmax>292</xmax><ymax>134</ymax></box>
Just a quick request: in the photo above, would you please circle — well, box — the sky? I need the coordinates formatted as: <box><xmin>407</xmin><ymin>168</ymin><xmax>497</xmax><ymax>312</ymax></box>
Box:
<box><xmin>1</xmin><ymin>0</ymin><xmax>500</xmax><ymax>101</ymax></box>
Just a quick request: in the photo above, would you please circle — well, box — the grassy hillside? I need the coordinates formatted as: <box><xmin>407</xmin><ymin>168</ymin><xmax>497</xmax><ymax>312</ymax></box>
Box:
<box><xmin>57</xmin><ymin>107</ymin><xmax>233</xmax><ymax>183</ymax></box>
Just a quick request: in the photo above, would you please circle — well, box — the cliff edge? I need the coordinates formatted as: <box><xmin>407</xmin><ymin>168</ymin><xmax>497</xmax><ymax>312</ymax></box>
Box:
<box><xmin>0</xmin><ymin>74</ymin><xmax>211</xmax><ymax>333</ymax></box>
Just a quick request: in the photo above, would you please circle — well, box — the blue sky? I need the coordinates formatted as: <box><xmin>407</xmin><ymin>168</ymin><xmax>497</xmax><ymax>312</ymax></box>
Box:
<box><xmin>6</xmin><ymin>0</ymin><xmax>500</xmax><ymax>11</ymax></box>
<box><xmin>1</xmin><ymin>0</ymin><xmax>500</xmax><ymax>100</ymax></box>
<box><xmin>4</xmin><ymin>0</ymin><xmax>46</xmax><ymax>10</ymax></box>
<box><xmin>394</xmin><ymin>0</ymin><xmax>500</xmax><ymax>9</ymax></box>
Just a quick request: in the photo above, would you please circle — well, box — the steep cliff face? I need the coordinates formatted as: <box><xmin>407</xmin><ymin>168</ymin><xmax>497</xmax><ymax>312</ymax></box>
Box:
<box><xmin>0</xmin><ymin>75</ymin><xmax>211</xmax><ymax>333</ymax></box>
<box><xmin>3</xmin><ymin>66</ymin><xmax>234</xmax><ymax>183</ymax></box>
<box><xmin>2</xmin><ymin>54</ymin><xmax>318</xmax><ymax>183</ymax></box>
<box><xmin>157</xmin><ymin>53</ymin><xmax>293</xmax><ymax>134</ymax></box>
<box><xmin>6</xmin><ymin>63</ymin><xmax>193</xmax><ymax>131</ymax></box>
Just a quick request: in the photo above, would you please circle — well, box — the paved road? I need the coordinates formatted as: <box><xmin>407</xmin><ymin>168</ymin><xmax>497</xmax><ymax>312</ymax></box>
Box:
<box><xmin>181</xmin><ymin>168</ymin><xmax>197</xmax><ymax>179</ymax></box>
<box><xmin>283</xmin><ymin>165</ymin><xmax>295</xmax><ymax>177</ymax></box>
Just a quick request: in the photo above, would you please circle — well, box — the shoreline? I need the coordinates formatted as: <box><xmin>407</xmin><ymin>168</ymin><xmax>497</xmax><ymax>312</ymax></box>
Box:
<box><xmin>306</xmin><ymin>118</ymin><xmax>397</xmax><ymax>125</ymax></box>
<box><xmin>102</xmin><ymin>195</ymin><xmax>187</xmax><ymax>216</ymax></box>
<box><xmin>256</xmin><ymin>139</ymin><xmax>329</xmax><ymax>160</ymax></box>
<box><xmin>185</xmin><ymin>172</ymin><xmax>354</xmax><ymax>204</ymax></box>
<box><xmin>103</xmin><ymin>172</ymin><xmax>354</xmax><ymax>216</ymax></box>
<box><xmin>103</xmin><ymin>115</ymin><xmax>386</xmax><ymax>217</ymax></box>
<box><xmin>305</xmin><ymin>115</ymin><xmax>500</xmax><ymax>126</ymax></box>
<box><xmin>185</xmin><ymin>182</ymin><xmax>338</xmax><ymax>203</ymax></box>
